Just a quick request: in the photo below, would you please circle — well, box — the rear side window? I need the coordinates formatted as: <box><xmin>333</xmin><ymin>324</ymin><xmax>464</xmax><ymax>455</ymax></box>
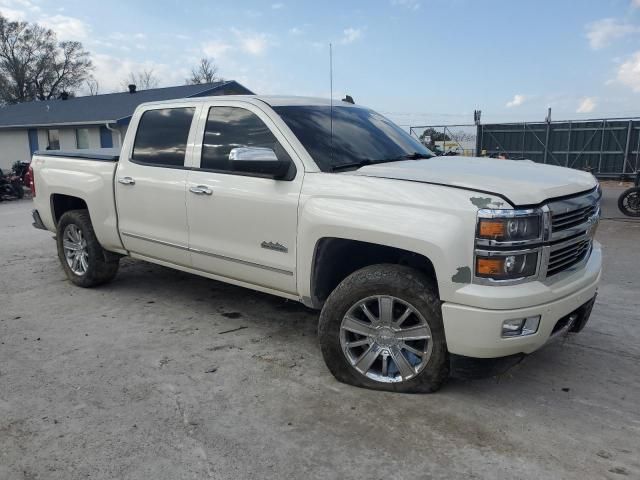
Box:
<box><xmin>132</xmin><ymin>107</ymin><xmax>195</xmax><ymax>167</ymax></box>
<box><xmin>200</xmin><ymin>106</ymin><xmax>291</xmax><ymax>172</ymax></box>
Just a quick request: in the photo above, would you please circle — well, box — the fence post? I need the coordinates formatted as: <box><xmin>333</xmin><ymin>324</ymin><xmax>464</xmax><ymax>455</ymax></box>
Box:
<box><xmin>623</xmin><ymin>120</ymin><xmax>632</xmax><ymax>176</ymax></box>
<box><xmin>566</xmin><ymin>121</ymin><xmax>571</xmax><ymax>167</ymax></box>
<box><xmin>543</xmin><ymin>123</ymin><xmax>550</xmax><ymax>164</ymax></box>
<box><xmin>598</xmin><ymin>120</ymin><xmax>606</xmax><ymax>174</ymax></box>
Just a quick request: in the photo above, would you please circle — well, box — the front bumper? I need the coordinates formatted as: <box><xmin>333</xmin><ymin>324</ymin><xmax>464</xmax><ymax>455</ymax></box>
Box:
<box><xmin>441</xmin><ymin>250</ymin><xmax>601</xmax><ymax>359</ymax></box>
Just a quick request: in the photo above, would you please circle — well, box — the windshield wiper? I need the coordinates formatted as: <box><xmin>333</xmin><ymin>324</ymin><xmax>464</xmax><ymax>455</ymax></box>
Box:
<box><xmin>331</xmin><ymin>159</ymin><xmax>383</xmax><ymax>172</ymax></box>
<box><xmin>331</xmin><ymin>152</ymin><xmax>432</xmax><ymax>172</ymax></box>
<box><xmin>394</xmin><ymin>152</ymin><xmax>433</xmax><ymax>160</ymax></box>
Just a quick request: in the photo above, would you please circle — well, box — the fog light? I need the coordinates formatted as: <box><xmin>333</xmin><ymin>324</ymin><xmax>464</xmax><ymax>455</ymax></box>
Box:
<box><xmin>502</xmin><ymin>315</ymin><xmax>540</xmax><ymax>338</ymax></box>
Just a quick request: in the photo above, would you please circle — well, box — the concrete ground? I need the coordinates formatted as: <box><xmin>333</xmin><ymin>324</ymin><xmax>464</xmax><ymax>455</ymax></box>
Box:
<box><xmin>1</xmin><ymin>186</ymin><xmax>638</xmax><ymax>480</ymax></box>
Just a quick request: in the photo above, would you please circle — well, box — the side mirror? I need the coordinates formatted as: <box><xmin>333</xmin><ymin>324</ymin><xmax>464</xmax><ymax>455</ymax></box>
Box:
<box><xmin>228</xmin><ymin>147</ymin><xmax>291</xmax><ymax>179</ymax></box>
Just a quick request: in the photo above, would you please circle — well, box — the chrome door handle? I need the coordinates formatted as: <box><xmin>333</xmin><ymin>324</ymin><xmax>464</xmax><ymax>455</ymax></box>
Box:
<box><xmin>118</xmin><ymin>176</ymin><xmax>136</xmax><ymax>185</ymax></box>
<box><xmin>189</xmin><ymin>185</ymin><xmax>213</xmax><ymax>195</ymax></box>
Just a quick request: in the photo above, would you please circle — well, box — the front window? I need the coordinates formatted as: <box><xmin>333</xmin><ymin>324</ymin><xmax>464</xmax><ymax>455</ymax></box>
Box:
<box><xmin>272</xmin><ymin>105</ymin><xmax>433</xmax><ymax>172</ymax></box>
<box><xmin>200</xmin><ymin>106</ymin><xmax>292</xmax><ymax>175</ymax></box>
<box><xmin>47</xmin><ymin>129</ymin><xmax>60</xmax><ymax>150</ymax></box>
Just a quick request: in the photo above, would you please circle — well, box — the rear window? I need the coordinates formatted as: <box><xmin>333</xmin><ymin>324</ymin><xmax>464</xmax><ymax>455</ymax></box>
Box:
<box><xmin>132</xmin><ymin>107</ymin><xmax>195</xmax><ymax>167</ymax></box>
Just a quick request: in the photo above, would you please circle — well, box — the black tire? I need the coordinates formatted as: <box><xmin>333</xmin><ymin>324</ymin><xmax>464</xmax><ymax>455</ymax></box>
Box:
<box><xmin>56</xmin><ymin>209</ymin><xmax>119</xmax><ymax>287</ymax></box>
<box><xmin>618</xmin><ymin>187</ymin><xmax>640</xmax><ymax>217</ymax></box>
<box><xmin>318</xmin><ymin>264</ymin><xmax>449</xmax><ymax>393</ymax></box>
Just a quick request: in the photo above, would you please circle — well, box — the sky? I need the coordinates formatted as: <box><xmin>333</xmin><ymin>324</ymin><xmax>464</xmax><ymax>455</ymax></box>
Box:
<box><xmin>1</xmin><ymin>0</ymin><xmax>640</xmax><ymax>127</ymax></box>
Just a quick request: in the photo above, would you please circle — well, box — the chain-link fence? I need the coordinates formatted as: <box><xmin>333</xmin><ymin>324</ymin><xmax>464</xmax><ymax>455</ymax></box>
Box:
<box><xmin>409</xmin><ymin>124</ymin><xmax>477</xmax><ymax>157</ymax></box>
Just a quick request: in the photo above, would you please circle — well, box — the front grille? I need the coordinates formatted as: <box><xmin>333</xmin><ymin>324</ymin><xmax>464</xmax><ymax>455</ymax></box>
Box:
<box><xmin>547</xmin><ymin>237</ymin><xmax>592</xmax><ymax>277</ymax></box>
<box><xmin>544</xmin><ymin>188</ymin><xmax>600</xmax><ymax>278</ymax></box>
<box><xmin>552</xmin><ymin>204</ymin><xmax>598</xmax><ymax>232</ymax></box>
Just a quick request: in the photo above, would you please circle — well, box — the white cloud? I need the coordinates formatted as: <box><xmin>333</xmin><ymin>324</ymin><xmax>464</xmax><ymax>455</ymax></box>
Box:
<box><xmin>616</xmin><ymin>51</ymin><xmax>640</xmax><ymax>91</ymax></box>
<box><xmin>633</xmin><ymin>0</ymin><xmax>640</xmax><ymax>7</ymax></box>
<box><xmin>202</xmin><ymin>40</ymin><xmax>234</xmax><ymax>58</ymax></box>
<box><xmin>39</xmin><ymin>14</ymin><xmax>90</xmax><ymax>41</ymax></box>
<box><xmin>232</xmin><ymin>29</ymin><xmax>270</xmax><ymax>55</ymax></box>
<box><xmin>0</xmin><ymin>0</ymin><xmax>40</xmax><ymax>21</ymax></box>
<box><xmin>586</xmin><ymin>18</ymin><xmax>639</xmax><ymax>49</ymax></box>
<box><xmin>271</xmin><ymin>3</ymin><xmax>284</xmax><ymax>9</ymax></box>
<box><xmin>576</xmin><ymin>97</ymin><xmax>596</xmax><ymax>113</ymax></box>
<box><xmin>506</xmin><ymin>94</ymin><xmax>526</xmax><ymax>108</ymax></box>
<box><xmin>340</xmin><ymin>27</ymin><xmax>363</xmax><ymax>44</ymax></box>
<box><xmin>391</xmin><ymin>0</ymin><xmax>421</xmax><ymax>10</ymax></box>
<box><xmin>289</xmin><ymin>26</ymin><xmax>302</xmax><ymax>35</ymax></box>
<box><xmin>0</xmin><ymin>7</ymin><xmax>26</xmax><ymax>20</ymax></box>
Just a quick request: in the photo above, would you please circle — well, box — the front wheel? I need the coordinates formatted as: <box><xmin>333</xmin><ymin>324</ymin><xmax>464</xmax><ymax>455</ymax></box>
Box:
<box><xmin>318</xmin><ymin>264</ymin><xmax>449</xmax><ymax>393</ymax></box>
<box><xmin>56</xmin><ymin>209</ymin><xmax>119</xmax><ymax>287</ymax></box>
<box><xmin>618</xmin><ymin>187</ymin><xmax>640</xmax><ymax>217</ymax></box>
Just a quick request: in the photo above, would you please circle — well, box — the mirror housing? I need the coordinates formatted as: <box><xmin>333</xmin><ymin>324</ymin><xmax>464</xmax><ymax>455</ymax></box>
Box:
<box><xmin>228</xmin><ymin>147</ymin><xmax>291</xmax><ymax>179</ymax></box>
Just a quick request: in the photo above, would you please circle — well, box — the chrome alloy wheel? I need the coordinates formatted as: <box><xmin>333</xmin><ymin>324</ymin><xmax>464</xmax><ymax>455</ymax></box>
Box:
<box><xmin>339</xmin><ymin>295</ymin><xmax>433</xmax><ymax>383</ymax></box>
<box><xmin>63</xmin><ymin>224</ymin><xmax>89</xmax><ymax>276</ymax></box>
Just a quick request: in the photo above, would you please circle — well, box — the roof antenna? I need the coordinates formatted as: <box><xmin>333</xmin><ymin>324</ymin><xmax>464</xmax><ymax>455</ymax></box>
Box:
<box><xmin>329</xmin><ymin>42</ymin><xmax>333</xmax><ymax>164</ymax></box>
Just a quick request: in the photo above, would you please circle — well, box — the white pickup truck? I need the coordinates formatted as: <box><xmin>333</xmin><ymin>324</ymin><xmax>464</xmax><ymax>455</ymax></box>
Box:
<box><xmin>30</xmin><ymin>95</ymin><xmax>602</xmax><ymax>392</ymax></box>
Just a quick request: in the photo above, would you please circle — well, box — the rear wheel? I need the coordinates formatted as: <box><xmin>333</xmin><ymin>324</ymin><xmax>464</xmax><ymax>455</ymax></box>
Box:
<box><xmin>318</xmin><ymin>264</ymin><xmax>449</xmax><ymax>393</ymax></box>
<box><xmin>618</xmin><ymin>187</ymin><xmax>640</xmax><ymax>217</ymax></box>
<box><xmin>56</xmin><ymin>210</ymin><xmax>119</xmax><ymax>287</ymax></box>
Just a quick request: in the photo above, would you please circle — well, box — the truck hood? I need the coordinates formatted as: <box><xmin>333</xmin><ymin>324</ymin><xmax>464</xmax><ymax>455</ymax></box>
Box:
<box><xmin>351</xmin><ymin>156</ymin><xmax>597</xmax><ymax>205</ymax></box>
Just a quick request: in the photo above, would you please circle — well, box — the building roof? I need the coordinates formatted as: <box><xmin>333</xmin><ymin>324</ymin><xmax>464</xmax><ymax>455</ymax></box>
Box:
<box><xmin>0</xmin><ymin>80</ymin><xmax>254</xmax><ymax>129</ymax></box>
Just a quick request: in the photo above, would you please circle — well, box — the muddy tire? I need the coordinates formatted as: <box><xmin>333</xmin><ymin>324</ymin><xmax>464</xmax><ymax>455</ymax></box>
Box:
<box><xmin>56</xmin><ymin>209</ymin><xmax>119</xmax><ymax>287</ymax></box>
<box><xmin>318</xmin><ymin>264</ymin><xmax>449</xmax><ymax>393</ymax></box>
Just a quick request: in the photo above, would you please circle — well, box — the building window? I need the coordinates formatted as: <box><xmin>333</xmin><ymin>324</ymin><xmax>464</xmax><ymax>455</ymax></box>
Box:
<box><xmin>76</xmin><ymin>128</ymin><xmax>90</xmax><ymax>149</ymax></box>
<box><xmin>47</xmin><ymin>129</ymin><xmax>60</xmax><ymax>150</ymax></box>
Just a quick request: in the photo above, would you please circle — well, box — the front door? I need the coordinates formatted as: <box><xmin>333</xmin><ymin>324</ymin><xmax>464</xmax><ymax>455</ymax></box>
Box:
<box><xmin>186</xmin><ymin>103</ymin><xmax>303</xmax><ymax>294</ymax></box>
<box><xmin>115</xmin><ymin>106</ymin><xmax>198</xmax><ymax>266</ymax></box>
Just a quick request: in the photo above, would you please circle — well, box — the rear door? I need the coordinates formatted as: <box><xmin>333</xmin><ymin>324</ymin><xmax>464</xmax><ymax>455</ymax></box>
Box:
<box><xmin>115</xmin><ymin>105</ymin><xmax>199</xmax><ymax>266</ymax></box>
<box><xmin>186</xmin><ymin>101</ymin><xmax>303</xmax><ymax>294</ymax></box>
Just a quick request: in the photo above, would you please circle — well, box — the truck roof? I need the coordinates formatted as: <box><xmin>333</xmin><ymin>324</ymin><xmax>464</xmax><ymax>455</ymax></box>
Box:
<box><xmin>137</xmin><ymin>95</ymin><xmax>361</xmax><ymax>109</ymax></box>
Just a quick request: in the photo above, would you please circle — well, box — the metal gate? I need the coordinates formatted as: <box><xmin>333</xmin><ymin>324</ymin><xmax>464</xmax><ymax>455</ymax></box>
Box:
<box><xmin>477</xmin><ymin>118</ymin><xmax>640</xmax><ymax>178</ymax></box>
<box><xmin>410</xmin><ymin>117</ymin><xmax>640</xmax><ymax>178</ymax></box>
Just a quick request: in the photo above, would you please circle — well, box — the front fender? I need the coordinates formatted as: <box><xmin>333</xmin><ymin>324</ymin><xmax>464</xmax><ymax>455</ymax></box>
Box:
<box><xmin>296</xmin><ymin>174</ymin><xmax>504</xmax><ymax>303</ymax></box>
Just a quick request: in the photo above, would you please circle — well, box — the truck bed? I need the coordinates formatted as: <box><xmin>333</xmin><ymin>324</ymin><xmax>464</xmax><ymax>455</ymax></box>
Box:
<box><xmin>31</xmin><ymin>149</ymin><xmax>125</xmax><ymax>254</ymax></box>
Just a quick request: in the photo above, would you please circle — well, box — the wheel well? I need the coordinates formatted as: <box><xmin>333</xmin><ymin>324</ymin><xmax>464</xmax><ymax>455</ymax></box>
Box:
<box><xmin>310</xmin><ymin>238</ymin><xmax>438</xmax><ymax>308</ymax></box>
<box><xmin>51</xmin><ymin>194</ymin><xmax>88</xmax><ymax>225</ymax></box>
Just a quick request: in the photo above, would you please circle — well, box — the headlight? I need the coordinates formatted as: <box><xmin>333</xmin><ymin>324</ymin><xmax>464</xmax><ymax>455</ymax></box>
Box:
<box><xmin>475</xmin><ymin>252</ymin><xmax>538</xmax><ymax>280</ymax></box>
<box><xmin>477</xmin><ymin>214</ymin><xmax>541</xmax><ymax>243</ymax></box>
<box><xmin>474</xmin><ymin>209</ymin><xmax>544</xmax><ymax>284</ymax></box>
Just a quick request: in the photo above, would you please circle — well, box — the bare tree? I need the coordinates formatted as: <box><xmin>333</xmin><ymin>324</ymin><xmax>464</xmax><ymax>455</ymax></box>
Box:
<box><xmin>186</xmin><ymin>58</ymin><xmax>221</xmax><ymax>84</ymax></box>
<box><xmin>0</xmin><ymin>14</ymin><xmax>92</xmax><ymax>104</ymax></box>
<box><xmin>31</xmin><ymin>41</ymin><xmax>92</xmax><ymax>100</ymax></box>
<box><xmin>121</xmin><ymin>69</ymin><xmax>159</xmax><ymax>91</ymax></box>
<box><xmin>85</xmin><ymin>76</ymin><xmax>99</xmax><ymax>95</ymax></box>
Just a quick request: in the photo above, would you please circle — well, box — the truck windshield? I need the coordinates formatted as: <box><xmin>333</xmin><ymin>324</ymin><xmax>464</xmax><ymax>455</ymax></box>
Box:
<box><xmin>272</xmin><ymin>105</ymin><xmax>434</xmax><ymax>172</ymax></box>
